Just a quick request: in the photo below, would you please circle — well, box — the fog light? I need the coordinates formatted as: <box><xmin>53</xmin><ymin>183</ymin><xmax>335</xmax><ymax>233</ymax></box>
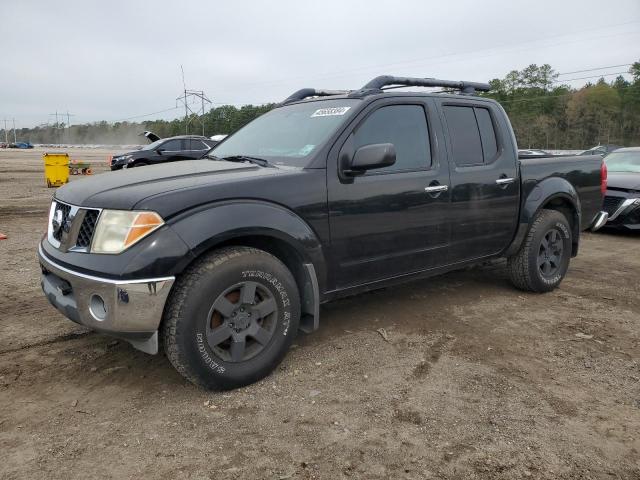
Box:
<box><xmin>89</xmin><ymin>294</ymin><xmax>107</xmax><ymax>321</ymax></box>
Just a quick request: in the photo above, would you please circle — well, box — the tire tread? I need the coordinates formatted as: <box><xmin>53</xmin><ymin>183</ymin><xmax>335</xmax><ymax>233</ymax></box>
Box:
<box><xmin>162</xmin><ymin>246</ymin><xmax>271</xmax><ymax>388</ymax></box>
<box><xmin>507</xmin><ymin>209</ymin><xmax>568</xmax><ymax>293</ymax></box>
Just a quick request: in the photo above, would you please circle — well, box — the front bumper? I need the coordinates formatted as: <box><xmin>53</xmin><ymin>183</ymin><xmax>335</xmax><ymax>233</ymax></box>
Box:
<box><xmin>38</xmin><ymin>244</ymin><xmax>174</xmax><ymax>354</ymax></box>
<box><xmin>606</xmin><ymin>197</ymin><xmax>640</xmax><ymax>230</ymax></box>
<box><xmin>589</xmin><ymin>211</ymin><xmax>609</xmax><ymax>231</ymax></box>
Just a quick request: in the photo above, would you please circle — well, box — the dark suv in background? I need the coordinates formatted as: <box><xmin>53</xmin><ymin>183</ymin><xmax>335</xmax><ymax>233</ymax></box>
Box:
<box><xmin>110</xmin><ymin>135</ymin><xmax>218</xmax><ymax>170</ymax></box>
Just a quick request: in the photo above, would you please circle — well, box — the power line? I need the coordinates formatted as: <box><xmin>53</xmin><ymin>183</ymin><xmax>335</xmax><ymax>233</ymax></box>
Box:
<box><xmin>557</xmin><ymin>64</ymin><xmax>633</xmax><ymax>76</ymax></box>
<box><xmin>231</xmin><ymin>21</ymin><xmax>640</xmax><ymax>90</ymax></box>
<box><xmin>554</xmin><ymin>71</ymin><xmax>630</xmax><ymax>83</ymax></box>
<box><xmin>114</xmin><ymin>106</ymin><xmax>181</xmax><ymax>122</ymax></box>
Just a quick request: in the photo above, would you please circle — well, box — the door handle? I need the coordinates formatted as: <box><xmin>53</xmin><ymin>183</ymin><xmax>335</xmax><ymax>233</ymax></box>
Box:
<box><xmin>424</xmin><ymin>185</ymin><xmax>448</xmax><ymax>193</ymax></box>
<box><xmin>495</xmin><ymin>177</ymin><xmax>515</xmax><ymax>185</ymax></box>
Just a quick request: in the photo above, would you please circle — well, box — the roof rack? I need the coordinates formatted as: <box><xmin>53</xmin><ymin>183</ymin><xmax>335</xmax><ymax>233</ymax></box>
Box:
<box><xmin>361</xmin><ymin>75</ymin><xmax>491</xmax><ymax>94</ymax></box>
<box><xmin>280</xmin><ymin>88</ymin><xmax>351</xmax><ymax>105</ymax></box>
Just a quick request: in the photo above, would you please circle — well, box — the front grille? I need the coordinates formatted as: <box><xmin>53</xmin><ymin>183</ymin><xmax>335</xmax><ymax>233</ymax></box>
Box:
<box><xmin>49</xmin><ymin>200</ymin><xmax>100</xmax><ymax>252</ymax></box>
<box><xmin>603</xmin><ymin>196</ymin><xmax>623</xmax><ymax>215</ymax></box>
<box><xmin>76</xmin><ymin>210</ymin><xmax>100</xmax><ymax>248</ymax></box>
<box><xmin>52</xmin><ymin>202</ymin><xmax>72</xmax><ymax>242</ymax></box>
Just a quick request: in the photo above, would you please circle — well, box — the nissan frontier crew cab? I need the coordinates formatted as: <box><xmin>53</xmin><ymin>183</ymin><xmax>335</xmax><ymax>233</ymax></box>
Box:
<box><xmin>38</xmin><ymin>75</ymin><xmax>609</xmax><ymax>390</ymax></box>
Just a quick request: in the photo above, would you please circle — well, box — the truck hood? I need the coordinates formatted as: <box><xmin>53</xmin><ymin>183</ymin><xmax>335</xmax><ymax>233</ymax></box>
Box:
<box><xmin>55</xmin><ymin>160</ymin><xmax>299</xmax><ymax>216</ymax></box>
<box><xmin>607</xmin><ymin>172</ymin><xmax>640</xmax><ymax>192</ymax></box>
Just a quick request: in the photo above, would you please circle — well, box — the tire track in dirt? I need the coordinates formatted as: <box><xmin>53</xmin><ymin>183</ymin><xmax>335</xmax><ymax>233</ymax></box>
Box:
<box><xmin>0</xmin><ymin>331</ymin><xmax>94</xmax><ymax>356</ymax></box>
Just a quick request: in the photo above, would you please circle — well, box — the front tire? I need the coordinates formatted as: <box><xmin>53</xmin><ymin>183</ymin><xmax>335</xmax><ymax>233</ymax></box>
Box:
<box><xmin>507</xmin><ymin>209</ymin><xmax>572</xmax><ymax>293</ymax></box>
<box><xmin>162</xmin><ymin>247</ymin><xmax>300</xmax><ymax>390</ymax></box>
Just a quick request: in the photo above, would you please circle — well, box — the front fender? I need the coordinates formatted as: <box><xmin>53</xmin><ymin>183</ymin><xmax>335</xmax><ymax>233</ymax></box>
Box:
<box><xmin>505</xmin><ymin>177</ymin><xmax>581</xmax><ymax>257</ymax></box>
<box><xmin>167</xmin><ymin>200</ymin><xmax>327</xmax><ymax>291</ymax></box>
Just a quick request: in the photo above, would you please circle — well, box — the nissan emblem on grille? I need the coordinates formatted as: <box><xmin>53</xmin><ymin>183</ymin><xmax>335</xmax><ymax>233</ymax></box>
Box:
<box><xmin>51</xmin><ymin>209</ymin><xmax>64</xmax><ymax>236</ymax></box>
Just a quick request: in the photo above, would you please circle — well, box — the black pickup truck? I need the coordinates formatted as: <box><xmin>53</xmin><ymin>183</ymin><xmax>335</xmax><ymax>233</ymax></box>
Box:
<box><xmin>38</xmin><ymin>76</ymin><xmax>608</xmax><ymax>390</ymax></box>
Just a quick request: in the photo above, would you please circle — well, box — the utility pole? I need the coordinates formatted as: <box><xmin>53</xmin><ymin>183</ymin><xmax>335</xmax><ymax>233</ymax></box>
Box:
<box><xmin>3</xmin><ymin>119</ymin><xmax>7</xmax><ymax>144</ymax></box>
<box><xmin>12</xmin><ymin>118</ymin><xmax>16</xmax><ymax>143</ymax></box>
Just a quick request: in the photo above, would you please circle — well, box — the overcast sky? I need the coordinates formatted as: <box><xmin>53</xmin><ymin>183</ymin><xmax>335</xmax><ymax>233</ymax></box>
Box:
<box><xmin>2</xmin><ymin>0</ymin><xmax>639</xmax><ymax>128</ymax></box>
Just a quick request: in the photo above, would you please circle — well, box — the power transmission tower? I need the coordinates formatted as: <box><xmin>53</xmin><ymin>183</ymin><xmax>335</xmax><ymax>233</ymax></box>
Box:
<box><xmin>49</xmin><ymin>111</ymin><xmax>73</xmax><ymax>144</ymax></box>
<box><xmin>2</xmin><ymin>118</ymin><xmax>7</xmax><ymax>144</ymax></box>
<box><xmin>65</xmin><ymin>111</ymin><xmax>75</xmax><ymax>143</ymax></box>
<box><xmin>176</xmin><ymin>66</ymin><xmax>212</xmax><ymax>136</ymax></box>
<box><xmin>49</xmin><ymin>111</ymin><xmax>60</xmax><ymax>144</ymax></box>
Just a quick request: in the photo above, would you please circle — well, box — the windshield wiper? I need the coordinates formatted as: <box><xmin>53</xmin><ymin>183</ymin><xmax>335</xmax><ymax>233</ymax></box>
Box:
<box><xmin>211</xmin><ymin>155</ymin><xmax>272</xmax><ymax>167</ymax></box>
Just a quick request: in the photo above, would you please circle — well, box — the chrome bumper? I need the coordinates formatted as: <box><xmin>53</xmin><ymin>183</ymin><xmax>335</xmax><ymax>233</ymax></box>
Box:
<box><xmin>589</xmin><ymin>211</ymin><xmax>609</xmax><ymax>231</ymax></box>
<box><xmin>38</xmin><ymin>245</ymin><xmax>174</xmax><ymax>354</ymax></box>
<box><xmin>607</xmin><ymin>198</ymin><xmax>640</xmax><ymax>222</ymax></box>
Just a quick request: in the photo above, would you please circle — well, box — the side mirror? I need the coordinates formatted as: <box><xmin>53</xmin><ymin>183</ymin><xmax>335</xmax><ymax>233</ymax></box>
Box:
<box><xmin>347</xmin><ymin>143</ymin><xmax>396</xmax><ymax>175</ymax></box>
<box><xmin>156</xmin><ymin>148</ymin><xmax>164</xmax><ymax>155</ymax></box>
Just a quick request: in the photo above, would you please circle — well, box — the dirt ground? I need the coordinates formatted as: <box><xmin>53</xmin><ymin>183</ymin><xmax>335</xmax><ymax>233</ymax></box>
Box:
<box><xmin>0</xmin><ymin>147</ymin><xmax>638</xmax><ymax>479</ymax></box>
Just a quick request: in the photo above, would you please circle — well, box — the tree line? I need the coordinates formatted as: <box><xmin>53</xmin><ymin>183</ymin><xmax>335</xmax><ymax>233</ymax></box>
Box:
<box><xmin>5</xmin><ymin>61</ymin><xmax>640</xmax><ymax>149</ymax></box>
<box><xmin>483</xmin><ymin>61</ymin><xmax>640</xmax><ymax>149</ymax></box>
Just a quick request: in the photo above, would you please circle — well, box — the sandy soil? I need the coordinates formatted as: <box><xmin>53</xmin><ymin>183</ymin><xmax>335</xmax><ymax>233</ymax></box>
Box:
<box><xmin>0</xmin><ymin>148</ymin><xmax>639</xmax><ymax>479</ymax></box>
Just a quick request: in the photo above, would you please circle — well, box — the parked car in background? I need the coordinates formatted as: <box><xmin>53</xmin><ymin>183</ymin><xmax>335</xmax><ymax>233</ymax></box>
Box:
<box><xmin>579</xmin><ymin>144</ymin><xmax>623</xmax><ymax>157</ymax></box>
<box><xmin>8</xmin><ymin>142</ymin><xmax>34</xmax><ymax>149</ymax></box>
<box><xmin>0</xmin><ymin>142</ymin><xmax>7</xmax><ymax>148</ymax></box>
<box><xmin>39</xmin><ymin>75</ymin><xmax>607</xmax><ymax>390</ymax></box>
<box><xmin>518</xmin><ymin>149</ymin><xmax>549</xmax><ymax>157</ymax></box>
<box><xmin>110</xmin><ymin>135</ymin><xmax>218</xmax><ymax>170</ymax></box>
<box><xmin>601</xmin><ymin>147</ymin><xmax>640</xmax><ymax>230</ymax></box>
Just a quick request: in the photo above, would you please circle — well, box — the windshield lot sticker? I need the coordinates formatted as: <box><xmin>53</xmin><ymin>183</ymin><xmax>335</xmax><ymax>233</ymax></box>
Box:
<box><xmin>311</xmin><ymin>107</ymin><xmax>351</xmax><ymax>117</ymax></box>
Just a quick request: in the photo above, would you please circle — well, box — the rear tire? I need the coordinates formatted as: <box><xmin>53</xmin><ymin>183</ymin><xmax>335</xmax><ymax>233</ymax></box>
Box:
<box><xmin>162</xmin><ymin>247</ymin><xmax>300</xmax><ymax>390</ymax></box>
<box><xmin>507</xmin><ymin>209</ymin><xmax>572</xmax><ymax>293</ymax></box>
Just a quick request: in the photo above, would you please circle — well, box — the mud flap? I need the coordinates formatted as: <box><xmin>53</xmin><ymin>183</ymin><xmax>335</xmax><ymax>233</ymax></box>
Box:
<box><xmin>299</xmin><ymin>263</ymin><xmax>320</xmax><ymax>334</ymax></box>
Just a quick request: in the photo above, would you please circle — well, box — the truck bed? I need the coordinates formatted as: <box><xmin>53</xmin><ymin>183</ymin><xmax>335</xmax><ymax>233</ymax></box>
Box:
<box><xmin>519</xmin><ymin>154</ymin><xmax>603</xmax><ymax>230</ymax></box>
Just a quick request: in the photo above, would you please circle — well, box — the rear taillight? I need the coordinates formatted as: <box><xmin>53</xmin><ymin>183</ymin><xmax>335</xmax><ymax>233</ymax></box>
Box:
<box><xmin>600</xmin><ymin>161</ymin><xmax>607</xmax><ymax>196</ymax></box>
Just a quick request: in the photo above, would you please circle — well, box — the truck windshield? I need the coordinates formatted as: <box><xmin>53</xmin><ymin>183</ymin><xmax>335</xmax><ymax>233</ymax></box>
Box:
<box><xmin>605</xmin><ymin>151</ymin><xmax>640</xmax><ymax>173</ymax></box>
<box><xmin>209</xmin><ymin>99</ymin><xmax>360</xmax><ymax>167</ymax></box>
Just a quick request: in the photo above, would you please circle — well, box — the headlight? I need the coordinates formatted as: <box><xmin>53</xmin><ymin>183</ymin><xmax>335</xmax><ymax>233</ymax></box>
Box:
<box><xmin>112</xmin><ymin>155</ymin><xmax>131</xmax><ymax>164</ymax></box>
<box><xmin>91</xmin><ymin>210</ymin><xmax>164</xmax><ymax>254</ymax></box>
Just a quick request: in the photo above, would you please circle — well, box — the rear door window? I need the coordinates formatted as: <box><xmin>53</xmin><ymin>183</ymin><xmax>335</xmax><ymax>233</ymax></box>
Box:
<box><xmin>161</xmin><ymin>139</ymin><xmax>183</xmax><ymax>151</ymax></box>
<box><xmin>353</xmin><ymin>104</ymin><xmax>431</xmax><ymax>172</ymax></box>
<box><xmin>188</xmin><ymin>139</ymin><xmax>208</xmax><ymax>151</ymax></box>
<box><xmin>475</xmin><ymin>108</ymin><xmax>498</xmax><ymax>161</ymax></box>
<box><xmin>444</xmin><ymin>105</ymin><xmax>498</xmax><ymax>166</ymax></box>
